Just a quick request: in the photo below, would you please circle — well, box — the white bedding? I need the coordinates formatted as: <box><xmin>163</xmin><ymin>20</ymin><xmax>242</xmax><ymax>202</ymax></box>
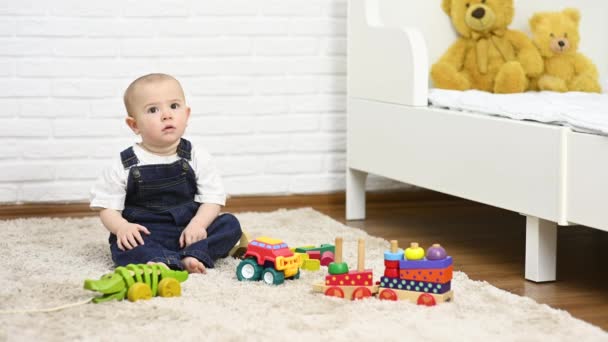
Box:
<box><xmin>428</xmin><ymin>89</ymin><xmax>608</xmax><ymax>136</ymax></box>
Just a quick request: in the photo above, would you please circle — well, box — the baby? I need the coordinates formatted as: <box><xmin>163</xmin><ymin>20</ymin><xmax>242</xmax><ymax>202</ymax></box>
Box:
<box><xmin>90</xmin><ymin>73</ymin><xmax>242</xmax><ymax>274</ymax></box>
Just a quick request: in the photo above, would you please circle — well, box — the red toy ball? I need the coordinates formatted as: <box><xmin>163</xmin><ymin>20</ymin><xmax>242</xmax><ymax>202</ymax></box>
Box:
<box><xmin>417</xmin><ymin>293</ymin><xmax>437</xmax><ymax>306</ymax></box>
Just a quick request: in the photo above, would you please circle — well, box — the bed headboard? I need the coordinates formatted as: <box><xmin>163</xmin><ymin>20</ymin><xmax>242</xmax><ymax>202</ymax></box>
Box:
<box><xmin>348</xmin><ymin>0</ymin><xmax>608</xmax><ymax>106</ymax></box>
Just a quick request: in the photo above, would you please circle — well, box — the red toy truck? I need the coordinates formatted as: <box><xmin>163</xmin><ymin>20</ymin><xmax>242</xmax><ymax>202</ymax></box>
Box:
<box><xmin>236</xmin><ymin>237</ymin><xmax>301</xmax><ymax>285</ymax></box>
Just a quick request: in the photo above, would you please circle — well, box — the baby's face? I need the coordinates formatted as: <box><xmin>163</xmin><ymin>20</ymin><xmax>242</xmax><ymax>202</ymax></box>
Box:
<box><xmin>128</xmin><ymin>79</ymin><xmax>190</xmax><ymax>149</ymax></box>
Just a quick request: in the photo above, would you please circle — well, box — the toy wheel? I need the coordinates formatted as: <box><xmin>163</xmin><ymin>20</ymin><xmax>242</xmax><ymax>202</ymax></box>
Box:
<box><xmin>324</xmin><ymin>286</ymin><xmax>344</xmax><ymax>298</ymax></box>
<box><xmin>127</xmin><ymin>283</ymin><xmax>152</xmax><ymax>302</ymax></box>
<box><xmin>379</xmin><ymin>289</ymin><xmax>398</xmax><ymax>301</ymax></box>
<box><xmin>236</xmin><ymin>258</ymin><xmax>262</xmax><ymax>281</ymax></box>
<box><xmin>417</xmin><ymin>293</ymin><xmax>437</xmax><ymax>306</ymax></box>
<box><xmin>262</xmin><ymin>268</ymin><xmax>285</xmax><ymax>285</ymax></box>
<box><xmin>158</xmin><ymin>278</ymin><xmax>181</xmax><ymax>298</ymax></box>
<box><xmin>352</xmin><ymin>287</ymin><xmax>372</xmax><ymax>300</ymax></box>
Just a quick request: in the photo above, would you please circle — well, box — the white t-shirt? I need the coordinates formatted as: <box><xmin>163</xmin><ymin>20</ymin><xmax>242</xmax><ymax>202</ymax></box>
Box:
<box><xmin>90</xmin><ymin>143</ymin><xmax>226</xmax><ymax>210</ymax></box>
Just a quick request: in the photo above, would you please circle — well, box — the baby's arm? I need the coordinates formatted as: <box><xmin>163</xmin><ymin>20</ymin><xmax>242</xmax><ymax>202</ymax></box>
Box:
<box><xmin>100</xmin><ymin>208</ymin><xmax>150</xmax><ymax>251</ymax></box>
<box><xmin>179</xmin><ymin>203</ymin><xmax>221</xmax><ymax>248</ymax></box>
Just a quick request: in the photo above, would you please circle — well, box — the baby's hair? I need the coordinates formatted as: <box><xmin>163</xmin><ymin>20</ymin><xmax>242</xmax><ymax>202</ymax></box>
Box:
<box><xmin>123</xmin><ymin>73</ymin><xmax>184</xmax><ymax>117</ymax></box>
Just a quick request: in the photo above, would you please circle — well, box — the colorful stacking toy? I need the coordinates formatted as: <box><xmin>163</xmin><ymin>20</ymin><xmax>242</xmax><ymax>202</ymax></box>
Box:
<box><xmin>311</xmin><ymin>238</ymin><xmax>454</xmax><ymax>305</ymax></box>
<box><xmin>312</xmin><ymin>237</ymin><xmax>379</xmax><ymax>300</ymax></box>
<box><xmin>378</xmin><ymin>241</ymin><xmax>454</xmax><ymax>304</ymax></box>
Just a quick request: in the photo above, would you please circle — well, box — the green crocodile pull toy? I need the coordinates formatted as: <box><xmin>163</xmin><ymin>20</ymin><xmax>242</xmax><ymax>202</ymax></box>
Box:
<box><xmin>84</xmin><ymin>264</ymin><xmax>189</xmax><ymax>303</ymax></box>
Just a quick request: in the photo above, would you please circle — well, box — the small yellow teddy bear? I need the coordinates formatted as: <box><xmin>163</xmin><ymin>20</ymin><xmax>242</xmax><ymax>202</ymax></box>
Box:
<box><xmin>529</xmin><ymin>8</ymin><xmax>602</xmax><ymax>93</ymax></box>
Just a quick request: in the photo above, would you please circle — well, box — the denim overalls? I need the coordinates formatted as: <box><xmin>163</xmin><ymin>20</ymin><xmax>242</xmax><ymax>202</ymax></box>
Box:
<box><xmin>109</xmin><ymin>138</ymin><xmax>242</xmax><ymax>270</ymax></box>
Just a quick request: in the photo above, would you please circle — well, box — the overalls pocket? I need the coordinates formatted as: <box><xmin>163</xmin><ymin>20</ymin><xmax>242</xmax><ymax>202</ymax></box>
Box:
<box><xmin>138</xmin><ymin>177</ymin><xmax>189</xmax><ymax>208</ymax></box>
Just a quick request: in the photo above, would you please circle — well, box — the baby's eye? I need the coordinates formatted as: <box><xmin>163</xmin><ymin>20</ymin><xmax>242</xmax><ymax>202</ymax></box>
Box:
<box><xmin>147</xmin><ymin>107</ymin><xmax>158</xmax><ymax>114</ymax></box>
<box><xmin>170</xmin><ymin>103</ymin><xmax>180</xmax><ymax>110</ymax></box>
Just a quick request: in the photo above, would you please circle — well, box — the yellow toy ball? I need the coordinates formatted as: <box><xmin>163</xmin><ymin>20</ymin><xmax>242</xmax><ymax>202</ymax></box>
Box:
<box><xmin>405</xmin><ymin>242</ymin><xmax>425</xmax><ymax>260</ymax></box>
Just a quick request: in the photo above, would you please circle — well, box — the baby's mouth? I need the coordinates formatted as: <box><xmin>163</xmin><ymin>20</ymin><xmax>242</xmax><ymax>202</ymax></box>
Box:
<box><xmin>162</xmin><ymin>125</ymin><xmax>176</xmax><ymax>132</ymax></box>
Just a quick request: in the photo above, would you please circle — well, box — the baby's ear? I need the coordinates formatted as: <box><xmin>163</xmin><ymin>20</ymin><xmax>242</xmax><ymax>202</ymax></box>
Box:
<box><xmin>125</xmin><ymin>116</ymin><xmax>139</xmax><ymax>134</ymax></box>
<box><xmin>562</xmin><ymin>8</ymin><xmax>581</xmax><ymax>25</ymax></box>
<box><xmin>529</xmin><ymin>13</ymin><xmax>545</xmax><ymax>31</ymax></box>
<box><xmin>441</xmin><ymin>0</ymin><xmax>451</xmax><ymax>16</ymax></box>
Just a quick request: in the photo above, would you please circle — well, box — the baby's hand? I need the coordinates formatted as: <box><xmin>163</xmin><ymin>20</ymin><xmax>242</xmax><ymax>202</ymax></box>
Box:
<box><xmin>179</xmin><ymin>224</ymin><xmax>208</xmax><ymax>248</ymax></box>
<box><xmin>116</xmin><ymin>223</ymin><xmax>150</xmax><ymax>251</ymax></box>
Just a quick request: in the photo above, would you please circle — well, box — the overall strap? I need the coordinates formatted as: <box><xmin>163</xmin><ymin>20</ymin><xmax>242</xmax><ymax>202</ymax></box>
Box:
<box><xmin>120</xmin><ymin>146</ymin><xmax>139</xmax><ymax>169</ymax></box>
<box><xmin>177</xmin><ymin>138</ymin><xmax>192</xmax><ymax>161</ymax></box>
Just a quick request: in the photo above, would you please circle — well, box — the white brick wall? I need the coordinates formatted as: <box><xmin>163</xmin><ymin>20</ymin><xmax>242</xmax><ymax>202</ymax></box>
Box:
<box><xmin>0</xmin><ymin>0</ymin><xmax>408</xmax><ymax>204</ymax></box>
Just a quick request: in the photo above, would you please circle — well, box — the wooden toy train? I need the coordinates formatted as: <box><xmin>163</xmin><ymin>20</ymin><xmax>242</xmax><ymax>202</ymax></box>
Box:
<box><xmin>312</xmin><ymin>238</ymin><xmax>454</xmax><ymax>305</ymax></box>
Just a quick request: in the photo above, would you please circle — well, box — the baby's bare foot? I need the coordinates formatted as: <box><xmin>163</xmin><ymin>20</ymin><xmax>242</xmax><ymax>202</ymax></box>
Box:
<box><xmin>182</xmin><ymin>257</ymin><xmax>207</xmax><ymax>274</ymax></box>
<box><xmin>146</xmin><ymin>261</ymin><xmax>169</xmax><ymax>269</ymax></box>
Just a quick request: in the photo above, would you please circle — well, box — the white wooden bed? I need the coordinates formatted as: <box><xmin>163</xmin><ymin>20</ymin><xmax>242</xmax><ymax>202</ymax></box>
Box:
<box><xmin>346</xmin><ymin>0</ymin><xmax>608</xmax><ymax>282</ymax></box>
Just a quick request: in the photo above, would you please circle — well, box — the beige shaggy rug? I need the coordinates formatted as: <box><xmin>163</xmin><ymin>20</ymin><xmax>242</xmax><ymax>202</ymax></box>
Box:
<box><xmin>0</xmin><ymin>208</ymin><xmax>606</xmax><ymax>342</ymax></box>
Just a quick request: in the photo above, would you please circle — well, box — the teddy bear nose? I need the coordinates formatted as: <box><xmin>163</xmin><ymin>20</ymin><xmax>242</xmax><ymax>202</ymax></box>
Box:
<box><xmin>558</xmin><ymin>40</ymin><xmax>565</xmax><ymax>47</ymax></box>
<box><xmin>472</xmin><ymin>7</ymin><xmax>486</xmax><ymax>19</ymax></box>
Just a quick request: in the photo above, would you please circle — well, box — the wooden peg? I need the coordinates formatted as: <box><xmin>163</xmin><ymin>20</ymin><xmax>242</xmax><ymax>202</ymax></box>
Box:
<box><xmin>335</xmin><ymin>237</ymin><xmax>343</xmax><ymax>264</ymax></box>
<box><xmin>390</xmin><ymin>240</ymin><xmax>398</xmax><ymax>253</ymax></box>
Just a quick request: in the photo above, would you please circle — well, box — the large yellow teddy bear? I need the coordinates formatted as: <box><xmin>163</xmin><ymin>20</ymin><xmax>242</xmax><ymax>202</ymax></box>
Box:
<box><xmin>529</xmin><ymin>8</ymin><xmax>602</xmax><ymax>93</ymax></box>
<box><xmin>431</xmin><ymin>0</ymin><xmax>543</xmax><ymax>93</ymax></box>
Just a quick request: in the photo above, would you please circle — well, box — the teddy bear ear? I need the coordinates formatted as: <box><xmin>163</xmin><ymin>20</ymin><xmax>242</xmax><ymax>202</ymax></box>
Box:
<box><xmin>562</xmin><ymin>8</ymin><xmax>581</xmax><ymax>25</ymax></box>
<box><xmin>529</xmin><ymin>13</ymin><xmax>544</xmax><ymax>30</ymax></box>
<box><xmin>441</xmin><ymin>0</ymin><xmax>451</xmax><ymax>15</ymax></box>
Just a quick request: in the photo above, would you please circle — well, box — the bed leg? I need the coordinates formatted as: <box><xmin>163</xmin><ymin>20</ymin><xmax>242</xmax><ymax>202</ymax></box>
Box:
<box><xmin>346</xmin><ymin>168</ymin><xmax>367</xmax><ymax>220</ymax></box>
<box><xmin>525</xmin><ymin>216</ymin><xmax>557</xmax><ymax>282</ymax></box>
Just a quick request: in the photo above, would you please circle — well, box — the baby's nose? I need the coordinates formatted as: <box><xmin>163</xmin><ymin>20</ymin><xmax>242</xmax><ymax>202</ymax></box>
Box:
<box><xmin>161</xmin><ymin>110</ymin><xmax>173</xmax><ymax>119</ymax></box>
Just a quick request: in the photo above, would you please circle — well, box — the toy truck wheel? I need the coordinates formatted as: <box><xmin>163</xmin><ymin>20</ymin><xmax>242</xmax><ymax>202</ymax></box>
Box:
<box><xmin>127</xmin><ymin>283</ymin><xmax>152</xmax><ymax>302</ymax></box>
<box><xmin>236</xmin><ymin>258</ymin><xmax>263</xmax><ymax>281</ymax></box>
<box><xmin>262</xmin><ymin>268</ymin><xmax>285</xmax><ymax>285</ymax></box>
<box><xmin>352</xmin><ymin>287</ymin><xmax>372</xmax><ymax>300</ymax></box>
<box><xmin>379</xmin><ymin>289</ymin><xmax>398</xmax><ymax>301</ymax></box>
<box><xmin>158</xmin><ymin>278</ymin><xmax>181</xmax><ymax>298</ymax></box>
<box><xmin>324</xmin><ymin>286</ymin><xmax>344</xmax><ymax>298</ymax></box>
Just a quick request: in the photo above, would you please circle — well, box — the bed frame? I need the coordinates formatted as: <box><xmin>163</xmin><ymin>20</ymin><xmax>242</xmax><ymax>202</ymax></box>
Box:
<box><xmin>346</xmin><ymin>0</ymin><xmax>608</xmax><ymax>282</ymax></box>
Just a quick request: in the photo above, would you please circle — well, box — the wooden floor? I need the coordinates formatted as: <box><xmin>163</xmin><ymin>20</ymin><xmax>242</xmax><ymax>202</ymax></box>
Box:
<box><xmin>226</xmin><ymin>192</ymin><xmax>608</xmax><ymax>331</ymax></box>
<box><xmin>2</xmin><ymin>192</ymin><xmax>607</xmax><ymax>330</ymax></box>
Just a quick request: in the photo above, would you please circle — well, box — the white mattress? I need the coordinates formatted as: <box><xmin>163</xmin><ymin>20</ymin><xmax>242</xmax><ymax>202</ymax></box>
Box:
<box><xmin>428</xmin><ymin>89</ymin><xmax>608</xmax><ymax>136</ymax></box>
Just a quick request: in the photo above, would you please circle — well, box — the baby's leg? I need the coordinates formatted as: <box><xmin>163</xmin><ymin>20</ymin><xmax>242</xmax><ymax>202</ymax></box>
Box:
<box><xmin>180</xmin><ymin>213</ymin><xmax>243</xmax><ymax>268</ymax></box>
<box><xmin>205</xmin><ymin>213</ymin><xmax>243</xmax><ymax>258</ymax></box>
<box><xmin>110</xmin><ymin>238</ymin><xmax>182</xmax><ymax>270</ymax></box>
